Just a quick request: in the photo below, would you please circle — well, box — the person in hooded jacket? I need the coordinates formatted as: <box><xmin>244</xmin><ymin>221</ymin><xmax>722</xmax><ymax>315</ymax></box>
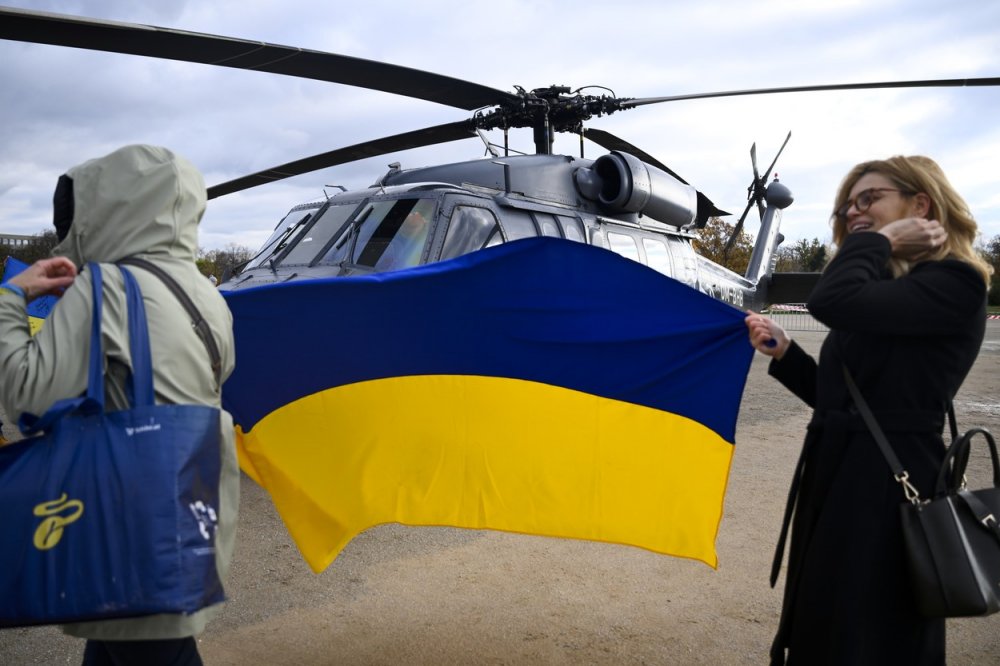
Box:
<box><xmin>0</xmin><ymin>145</ymin><xmax>238</xmax><ymax>666</ymax></box>
<box><xmin>745</xmin><ymin>155</ymin><xmax>991</xmax><ymax>665</ymax></box>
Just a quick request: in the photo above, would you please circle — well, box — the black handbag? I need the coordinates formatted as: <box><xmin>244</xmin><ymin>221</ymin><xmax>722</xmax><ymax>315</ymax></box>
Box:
<box><xmin>843</xmin><ymin>366</ymin><xmax>1000</xmax><ymax>618</ymax></box>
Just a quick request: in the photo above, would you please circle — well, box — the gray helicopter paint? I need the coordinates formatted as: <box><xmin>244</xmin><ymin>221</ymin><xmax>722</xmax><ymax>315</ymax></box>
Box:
<box><xmin>221</xmin><ymin>151</ymin><xmax>797</xmax><ymax>310</ymax></box>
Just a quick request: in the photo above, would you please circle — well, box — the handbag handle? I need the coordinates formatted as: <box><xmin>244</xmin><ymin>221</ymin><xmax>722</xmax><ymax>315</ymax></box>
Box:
<box><xmin>843</xmin><ymin>364</ymin><xmax>999</xmax><ymax>502</ymax></box>
<box><xmin>943</xmin><ymin>428</ymin><xmax>1000</xmax><ymax>492</ymax></box>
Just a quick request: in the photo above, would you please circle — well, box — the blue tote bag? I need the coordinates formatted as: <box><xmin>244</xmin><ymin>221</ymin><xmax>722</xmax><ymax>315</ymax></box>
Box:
<box><xmin>0</xmin><ymin>263</ymin><xmax>225</xmax><ymax>627</ymax></box>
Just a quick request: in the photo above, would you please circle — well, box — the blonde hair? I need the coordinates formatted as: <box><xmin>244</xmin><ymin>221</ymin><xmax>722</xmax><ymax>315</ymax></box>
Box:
<box><xmin>830</xmin><ymin>155</ymin><xmax>992</xmax><ymax>285</ymax></box>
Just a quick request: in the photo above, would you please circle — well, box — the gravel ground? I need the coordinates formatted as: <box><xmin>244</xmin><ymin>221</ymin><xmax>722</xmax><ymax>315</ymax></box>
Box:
<box><xmin>2</xmin><ymin>323</ymin><xmax>998</xmax><ymax>665</ymax></box>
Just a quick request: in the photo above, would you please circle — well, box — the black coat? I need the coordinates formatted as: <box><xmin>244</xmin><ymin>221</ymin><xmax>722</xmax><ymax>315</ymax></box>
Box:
<box><xmin>768</xmin><ymin>232</ymin><xmax>986</xmax><ymax>665</ymax></box>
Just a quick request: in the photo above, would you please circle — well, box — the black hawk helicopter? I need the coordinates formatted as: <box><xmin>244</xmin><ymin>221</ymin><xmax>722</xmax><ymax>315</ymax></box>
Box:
<box><xmin>2</xmin><ymin>6</ymin><xmax>998</xmax><ymax>310</ymax></box>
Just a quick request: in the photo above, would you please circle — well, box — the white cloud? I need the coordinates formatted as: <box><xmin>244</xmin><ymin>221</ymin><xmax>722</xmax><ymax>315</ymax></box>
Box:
<box><xmin>1</xmin><ymin>0</ymin><xmax>998</xmax><ymax>252</ymax></box>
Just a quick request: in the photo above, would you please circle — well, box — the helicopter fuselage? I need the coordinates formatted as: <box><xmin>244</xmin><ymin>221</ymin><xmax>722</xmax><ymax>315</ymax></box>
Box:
<box><xmin>221</xmin><ymin>152</ymin><xmax>792</xmax><ymax>311</ymax></box>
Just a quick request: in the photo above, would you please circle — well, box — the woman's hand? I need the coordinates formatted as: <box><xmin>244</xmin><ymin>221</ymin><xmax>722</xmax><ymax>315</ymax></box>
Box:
<box><xmin>7</xmin><ymin>257</ymin><xmax>77</xmax><ymax>302</ymax></box>
<box><xmin>878</xmin><ymin>217</ymin><xmax>947</xmax><ymax>261</ymax></box>
<box><xmin>745</xmin><ymin>310</ymin><xmax>790</xmax><ymax>359</ymax></box>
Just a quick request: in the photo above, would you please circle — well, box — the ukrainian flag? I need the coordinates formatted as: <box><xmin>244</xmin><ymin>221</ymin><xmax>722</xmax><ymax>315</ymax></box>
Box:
<box><xmin>1</xmin><ymin>257</ymin><xmax>57</xmax><ymax>335</ymax></box>
<box><xmin>222</xmin><ymin>238</ymin><xmax>753</xmax><ymax>573</ymax></box>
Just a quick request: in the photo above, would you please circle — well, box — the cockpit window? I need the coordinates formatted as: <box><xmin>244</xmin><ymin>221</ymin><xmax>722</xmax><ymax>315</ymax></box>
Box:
<box><xmin>243</xmin><ymin>208</ymin><xmax>316</xmax><ymax>270</ymax></box>
<box><xmin>353</xmin><ymin>198</ymin><xmax>436</xmax><ymax>271</ymax></box>
<box><xmin>440</xmin><ymin>206</ymin><xmax>500</xmax><ymax>261</ymax></box>
<box><xmin>279</xmin><ymin>203</ymin><xmax>357</xmax><ymax>266</ymax></box>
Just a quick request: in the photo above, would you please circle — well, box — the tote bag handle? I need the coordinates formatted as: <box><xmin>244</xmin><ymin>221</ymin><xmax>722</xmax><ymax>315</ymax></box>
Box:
<box><xmin>19</xmin><ymin>263</ymin><xmax>154</xmax><ymax>434</ymax></box>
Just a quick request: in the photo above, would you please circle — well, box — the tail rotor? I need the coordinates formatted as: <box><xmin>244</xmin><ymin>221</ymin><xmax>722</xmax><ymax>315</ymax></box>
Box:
<box><xmin>724</xmin><ymin>131</ymin><xmax>791</xmax><ymax>261</ymax></box>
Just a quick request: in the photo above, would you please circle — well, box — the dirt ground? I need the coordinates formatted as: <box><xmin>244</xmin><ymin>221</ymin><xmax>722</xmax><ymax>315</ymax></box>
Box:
<box><xmin>2</xmin><ymin>323</ymin><xmax>999</xmax><ymax>665</ymax></box>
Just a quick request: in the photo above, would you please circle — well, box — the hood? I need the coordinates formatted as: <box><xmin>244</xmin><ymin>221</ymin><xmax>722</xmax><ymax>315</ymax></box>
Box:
<box><xmin>53</xmin><ymin>144</ymin><xmax>206</xmax><ymax>265</ymax></box>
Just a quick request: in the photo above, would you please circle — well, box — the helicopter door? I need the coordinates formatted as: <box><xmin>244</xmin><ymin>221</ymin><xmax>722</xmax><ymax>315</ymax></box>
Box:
<box><xmin>439</xmin><ymin>206</ymin><xmax>501</xmax><ymax>261</ymax></box>
<box><xmin>351</xmin><ymin>198</ymin><xmax>437</xmax><ymax>272</ymax></box>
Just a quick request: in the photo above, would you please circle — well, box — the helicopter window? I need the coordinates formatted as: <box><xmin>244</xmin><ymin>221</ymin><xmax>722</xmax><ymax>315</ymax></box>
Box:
<box><xmin>532</xmin><ymin>213</ymin><xmax>562</xmax><ymax>238</ymax></box>
<box><xmin>499</xmin><ymin>209</ymin><xmax>538</xmax><ymax>241</ymax></box>
<box><xmin>279</xmin><ymin>203</ymin><xmax>357</xmax><ymax>266</ymax></box>
<box><xmin>589</xmin><ymin>227</ymin><xmax>606</xmax><ymax>249</ymax></box>
<box><xmin>642</xmin><ymin>238</ymin><xmax>673</xmax><ymax>276</ymax></box>
<box><xmin>607</xmin><ymin>232</ymin><xmax>640</xmax><ymax>262</ymax></box>
<box><xmin>354</xmin><ymin>198</ymin><xmax>436</xmax><ymax>271</ymax></box>
<box><xmin>440</xmin><ymin>206</ymin><xmax>500</xmax><ymax>261</ymax></box>
<box><xmin>243</xmin><ymin>208</ymin><xmax>317</xmax><ymax>270</ymax></box>
<box><xmin>666</xmin><ymin>236</ymin><xmax>699</xmax><ymax>288</ymax></box>
<box><xmin>558</xmin><ymin>216</ymin><xmax>585</xmax><ymax>243</ymax></box>
<box><xmin>484</xmin><ymin>228</ymin><xmax>503</xmax><ymax>248</ymax></box>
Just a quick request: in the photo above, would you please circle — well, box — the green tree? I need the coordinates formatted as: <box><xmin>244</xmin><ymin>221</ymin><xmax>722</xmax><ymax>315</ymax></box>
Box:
<box><xmin>775</xmin><ymin>237</ymin><xmax>829</xmax><ymax>272</ymax></box>
<box><xmin>979</xmin><ymin>234</ymin><xmax>1000</xmax><ymax>306</ymax></box>
<box><xmin>198</xmin><ymin>244</ymin><xmax>255</xmax><ymax>283</ymax></box>
<box><xmin>693</xmin><ymin>217</ymin><xmax>753</xmax><ymax>275</ymax></box>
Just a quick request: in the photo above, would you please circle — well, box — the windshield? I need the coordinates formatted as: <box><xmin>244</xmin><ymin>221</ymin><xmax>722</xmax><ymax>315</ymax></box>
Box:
<box><xmin>279</xmin><ymin>203</ymin><xmax>358</xmax><ymax>266</ymax></box>
<box><xmin>243</xmin><ymin>207</ymin><xmax>317</xmax><ymax>271</ymax></box>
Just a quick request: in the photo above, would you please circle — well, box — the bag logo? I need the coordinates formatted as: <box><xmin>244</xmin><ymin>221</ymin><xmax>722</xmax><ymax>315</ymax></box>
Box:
<box><xmin>125</xmin><ymin>419</ymin><xmax>161</xmax><ymax>437</ymax></box>
<box><xmin>33</xmin><ymin>493</ymin><xmax>84</xmax><ymax>550</ymax></box>
<box><xmin>189</xmin><ymin>500</ymin><xmax>219</xmax><ymax>541</ymax></box>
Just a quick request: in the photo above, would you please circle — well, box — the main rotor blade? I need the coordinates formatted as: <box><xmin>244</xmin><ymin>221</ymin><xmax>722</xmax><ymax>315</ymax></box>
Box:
<box><xmin>207</xmin><ymin>120</ymin><xmax>476</xmax><ymax>199</ymax></box>
<box><xmin>582</xmin><ymin>128</ymin><xmax>689</xmax><ymax>184</ymax></box>
<box><xmin>0</xmin><ymin>7</ymin><xmax>515</xmax><ymax>111</ymax></box>
<box><xmin>624</xmin><ymin>76</ymin><xmax>1000</xmax><ymax>107</ymax></box>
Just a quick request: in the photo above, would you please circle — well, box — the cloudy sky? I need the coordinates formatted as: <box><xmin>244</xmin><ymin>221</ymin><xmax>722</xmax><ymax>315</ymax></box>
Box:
<box><xmin>1</xmin><ymin>0</ymin><xmax>998</xmax><ymax>255</ymax></box>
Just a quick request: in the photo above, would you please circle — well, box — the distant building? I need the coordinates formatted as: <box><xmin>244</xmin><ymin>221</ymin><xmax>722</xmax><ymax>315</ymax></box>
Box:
<box><xmin>0</xmin><ymin>233</ymin><xmax>36</xmax><ymax>250</ymax></box>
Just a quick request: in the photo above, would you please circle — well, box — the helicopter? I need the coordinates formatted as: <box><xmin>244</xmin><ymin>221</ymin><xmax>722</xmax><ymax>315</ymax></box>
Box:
<box><xmin>2</xmin><ymin>6</ymin><xmax>999</xmax><ymax>311</ymax></box>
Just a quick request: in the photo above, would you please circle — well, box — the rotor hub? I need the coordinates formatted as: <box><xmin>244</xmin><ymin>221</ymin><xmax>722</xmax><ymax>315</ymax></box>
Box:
<box><xmin>472</xmin><ymin>85</ymin><xmax>629</xmax><ymax>134</ymax></box>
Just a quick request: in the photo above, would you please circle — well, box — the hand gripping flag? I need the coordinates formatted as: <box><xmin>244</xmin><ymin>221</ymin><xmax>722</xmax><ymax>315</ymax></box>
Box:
<box><xmin>221</xmin><ymin>238</ymin><xmax>754</xmax><ymax>572</ymax></box>
<box><xmin>1</xmin><ymin>257</ymin><xmax>58</xmax><ymax>335</ymax></box>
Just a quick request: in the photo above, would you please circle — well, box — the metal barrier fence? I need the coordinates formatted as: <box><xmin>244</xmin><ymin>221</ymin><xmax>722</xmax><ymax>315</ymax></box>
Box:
<box><xmin>764</xmin><ymin>304</ymin><xmax>830</xmax><ymax>333</ymax></box>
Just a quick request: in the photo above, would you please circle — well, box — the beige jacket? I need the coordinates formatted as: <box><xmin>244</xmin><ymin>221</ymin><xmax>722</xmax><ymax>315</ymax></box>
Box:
<box><xmin>0</xmin><ymin>145</ymin><xmax>238</xmax><ymax>640</ymax></box>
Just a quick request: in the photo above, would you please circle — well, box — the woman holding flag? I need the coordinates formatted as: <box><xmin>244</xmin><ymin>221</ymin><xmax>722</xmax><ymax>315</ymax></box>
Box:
<box><xmin>745</xmin><ymin>155</ymin><xmax>991</xmax><ymax>665</ymax></box>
